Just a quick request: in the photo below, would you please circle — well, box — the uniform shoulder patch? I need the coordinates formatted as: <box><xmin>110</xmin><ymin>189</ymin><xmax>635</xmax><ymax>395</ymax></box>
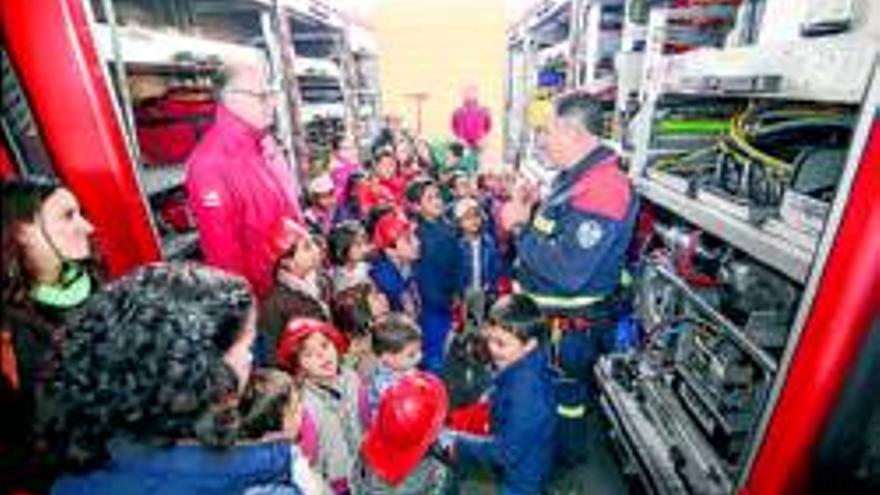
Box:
<box><xmin>570</xmin><ymin>161</ymin><xmax>632</xmax><ymax>221</ymax></box>
<box><xmin>577</xmin><ymin>220</ymin><xmax>604</xmax><ymax>249</ymax></box>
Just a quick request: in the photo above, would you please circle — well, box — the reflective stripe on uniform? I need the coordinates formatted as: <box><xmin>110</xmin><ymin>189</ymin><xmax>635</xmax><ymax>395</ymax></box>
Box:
<box><xmin>524</xmin><ymin>290</ymin><xmax>605</xmax><ymax>309</ymax></box>
<box><xmin>557</xmin><ymin>403</ymin><xmax>586</xmax><ymax>418</ymax></box>
<box><xmin>514</xmin><ymin>269</ymin><xmax>633</xmax><ymax>310</ymax></box>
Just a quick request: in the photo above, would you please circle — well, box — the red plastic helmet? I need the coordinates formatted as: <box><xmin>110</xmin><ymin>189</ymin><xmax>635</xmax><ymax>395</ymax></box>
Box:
<box><xmin>372</xmin><ymin>210</ymin><xmax>415</xmax><ymax>251</ymax></box>
<box><xmin>268</xmin><ymin>216</ymin><xmax>311</xmax><ymax>265</ymax></box>
<box><xmin>361</xmin><ymin>371</ymin><xmax>449</xmax><ymax>486</ymax></box>
<box><xmin>276</xmin><ymin>318</ymin><xmax>348</xmax><ymax>373</ymax></box>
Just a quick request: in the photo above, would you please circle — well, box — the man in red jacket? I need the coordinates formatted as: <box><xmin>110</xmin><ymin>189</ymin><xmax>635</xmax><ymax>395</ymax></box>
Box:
<box><xmin>186</xmin><ymin>53</ymin><xmax>303</xmax><ymax>298</ymax></box>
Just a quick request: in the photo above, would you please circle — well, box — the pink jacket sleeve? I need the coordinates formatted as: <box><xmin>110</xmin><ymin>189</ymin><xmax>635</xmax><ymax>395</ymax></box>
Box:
<box><xmin>186</xmin><ymin>162</ymin><xmax>246</xmax><ymax>275</ymax></box>
<box><xmin>298</xmin><ymin>407</ymin><xmax>320</xmax><ymax>466</ymax></box>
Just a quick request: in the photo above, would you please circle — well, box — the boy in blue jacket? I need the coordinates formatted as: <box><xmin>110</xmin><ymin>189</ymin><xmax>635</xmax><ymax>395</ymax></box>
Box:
<box><xmin>442</xmin><ymin>294</ymin><xmax>558</xmax><ymax>495</ymax></box>
<box><xmin>454</xmin><ymin>197</ymin><xmax>502</xmax><ymax>321</ymax></box>
<box><xmin>369</xmin><ymin>210</ymin><xmax>421</xmax><ymax>319</ymax></box>
<box><xmin>407</xmin><ymin>178</ymin><xmax>464</xmax><ymax>375</ymax></box>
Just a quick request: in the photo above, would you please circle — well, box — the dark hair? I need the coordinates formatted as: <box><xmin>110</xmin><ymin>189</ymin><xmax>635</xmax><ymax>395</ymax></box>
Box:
<box><xmin>327</xmin><ymin>220</ymin><xmax>366</xmax><ymax>266</ymax></box>
<box><xmin>451</xmin><ymin>171</ymin><xmax>471</xmax><ymax>189</ymax></box>
<box><xmin>47</xmin><ymin>262</ymin><xmax>255</xmax><ymax>469</ymax></box>
<box><xmin>488</xmin><ymin>294</ymin><xmax>547</xmax><ymax>343</ymax></box>
<box><xmin>344</xmin><ymin>170</ymin><xmax>368</xmax><ymax>216</ymax></box>
<box><xmin>331</xmin><ymin>283</ymin><xmax>374</xmax><ymax>338</ymax></box>
<box><xmin>446</xmin><ymin>142</ymin><xmax>464</xmax><ymax>159</ymax></box>
<box><xmin>330</xmin><ymin>134</ymin><xmax>349</xmax><ymax>153</ymax></box>
<box><xmin>554</xmin><ymin>92</ymin><xmax>607</xmax><ymax>136</ymax></box>
<box><xmin>364</xmin><ymin>203</ymin><xmax>395</xmax><ymax>239</ymax></box>
<box><xmin>272</xmin><ymin>232</ymin><xmax>314</xmax><ymax>281</ymax></box>
<box><xmin>371</xmin><ymin>313</ymin><xmax>422</xmax><ymax>356</ymax></box>
<box><xmin>405</xmin><ymin>177</ymin><xmax>436</xmax><ymax>204</ymax></box>
<box><xmin>372</xmin><ymin>146</ymin><xmax>396</xmax><ymax>166</ymax></box>
<box><xmin>238</xmin><ymin>368</ymin><xmax>294</xmax><ymax>440</ymax></box>
<box><xmin>1</xmin><ymin>177</ymin><xmax>62</xmax><ymax>307</ymax></box>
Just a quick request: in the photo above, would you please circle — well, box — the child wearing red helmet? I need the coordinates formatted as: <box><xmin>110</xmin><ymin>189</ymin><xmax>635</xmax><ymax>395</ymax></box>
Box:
<box><xmin>259</xmin><ymin>217</ymin><xmax>331</xmax><ymax>367</ymax></box>
<box><xmin>353</xmin><ymin>372</ymin><xmax>451</xmax><ymax>494</ymax></box>
<box><xmin>276</xmin><ymin>318</ymin><xmax>364</xmax><ymax>495</ymax></box>
<box><xmin>368</xmin><ymin>210</ymin><xmax>421</xmax><ymax>320</ymax></box>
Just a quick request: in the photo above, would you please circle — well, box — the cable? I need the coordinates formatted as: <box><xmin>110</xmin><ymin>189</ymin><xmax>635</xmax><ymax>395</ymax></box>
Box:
<box><xmin>727</xmin><ymin>106</ymin><xmax>794</xmax><ymax>177</ymax></box>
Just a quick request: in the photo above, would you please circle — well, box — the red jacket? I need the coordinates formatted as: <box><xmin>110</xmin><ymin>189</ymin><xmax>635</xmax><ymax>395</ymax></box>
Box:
<box><xmin>186</xmin><ymin>105</ymin><xmax>303</xmax><ymax>298</ymax></box>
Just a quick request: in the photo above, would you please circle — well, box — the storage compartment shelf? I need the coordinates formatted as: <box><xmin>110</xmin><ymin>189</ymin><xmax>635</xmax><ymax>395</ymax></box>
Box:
<box><xmin>162</xmin><ymin>231</ymin><xmax>199</xmax><ymax>259</ymax></box>
<box><xmin>636</xmin><ymin>177</ymin><xmax>815</xmax><ymax>283</ymax></box>
<box><xmin>140</xmin><ymin>164</ymin><xmax>186</xmax><ymax>196</ymax></box>
<box><xmin>657</xmin><ymin>36</ymin><xmax>877</xmax><ymax>103</ymax></box>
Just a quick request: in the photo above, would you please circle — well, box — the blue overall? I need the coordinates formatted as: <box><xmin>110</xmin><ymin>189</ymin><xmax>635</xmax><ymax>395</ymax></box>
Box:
<box><xmin>414</xmin><ymin>217</ymin><xmax>463</xmax><ymax>374</ymax></box>
<box><xmin>454</xmin><ymin>348</ymin><xmax>558</xmax><ymax>494</ymax></box>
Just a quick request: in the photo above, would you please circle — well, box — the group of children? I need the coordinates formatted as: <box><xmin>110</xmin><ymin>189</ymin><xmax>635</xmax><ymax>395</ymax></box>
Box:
<box><xmin>252</xmin><ymin>131</ymin><xmax>560</xmax><ymax>494</ymax></box>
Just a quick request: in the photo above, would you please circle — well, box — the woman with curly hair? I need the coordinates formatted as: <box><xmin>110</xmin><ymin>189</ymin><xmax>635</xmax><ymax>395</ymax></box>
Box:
<box><xmin>1</xmin><ymin>176</ymin><xmax>96</xmax><ymax>493</ymax></box>
<box><xmin>47</xmin><ymin>262</ymin><xmax>324</xmax><ymax>495</ymax></box>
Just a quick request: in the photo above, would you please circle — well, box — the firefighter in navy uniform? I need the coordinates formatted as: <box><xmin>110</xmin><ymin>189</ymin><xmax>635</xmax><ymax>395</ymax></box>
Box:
<box><xmin>500</xmin><ymin>91</ymin><xmax>638</xmax><ymax>463</ymax></box>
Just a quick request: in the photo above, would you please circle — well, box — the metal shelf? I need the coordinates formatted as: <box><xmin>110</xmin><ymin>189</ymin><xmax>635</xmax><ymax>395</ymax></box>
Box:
<box><xmin>140</xmin><ymin>165</ymin><xmax>186</xmax><ymax>196</ymax></box>
<box><xmin>92</xmin><ymin>24</ymin><xmax>267</xmax><ymax>66</ymax></box>
<box><xmin>162</xmin><ymin>231</ymin><xmax>199</xmax><ymax>259</ymax></box>
<box><xmin>653</xmin><ymin>263</ymin><xmax>778</xmax><ymax>373</ymax></box>
<box><xmin>656</xmin><ymin>35</ymin><xmax>877</xmax><ymax>103</ymax></box>
<box><xmin>636</xmin><ymin>178</ymin><xmax>815</xmax><ymax>283</ymax></box>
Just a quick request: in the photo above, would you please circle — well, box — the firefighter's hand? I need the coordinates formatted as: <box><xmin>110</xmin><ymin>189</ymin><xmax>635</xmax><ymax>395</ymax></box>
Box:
<box><xmin>500</xmin><ymin>199</ymin><xmax>531</xmax><ymax>232</ymax></box>
<box><xmin>512</xmin><ymin>176</ymin><xmax>539</xmax><ymax>207</ymax></box>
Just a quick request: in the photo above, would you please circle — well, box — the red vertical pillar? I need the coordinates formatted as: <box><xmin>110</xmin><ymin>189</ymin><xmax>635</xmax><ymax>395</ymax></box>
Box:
<box><xmin>740</xmin><ymin>116</ymin><xmax>880</xmax><ymax>494</ymax></box>
<box><xmin>1</xmin><ymin>0</ymin><xmax>161</xmax><ymax>277</ymax></box>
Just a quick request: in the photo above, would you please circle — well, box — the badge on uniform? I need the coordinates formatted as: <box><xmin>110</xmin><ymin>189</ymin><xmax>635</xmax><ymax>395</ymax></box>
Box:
<box><xmin>577</xmin><ymin>220</ymin><xmax>603</xmax><ymax>249</ymax></box>
<box><xmin>201</xmin><ymin>190</ymin><xmax>222</xmax><ymax>208</ymax></box>
<box><xmin>532</xmin><ymin>214</ymin><xmax>556</xmax><ymax>235</ymax></box>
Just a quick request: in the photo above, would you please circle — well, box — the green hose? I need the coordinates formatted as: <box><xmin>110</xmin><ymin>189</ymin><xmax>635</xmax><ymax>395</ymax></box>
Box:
<box><xmin>656</xmin><ymin>119</ymin><xmax>730</xmax><ymax>135</ymax></box>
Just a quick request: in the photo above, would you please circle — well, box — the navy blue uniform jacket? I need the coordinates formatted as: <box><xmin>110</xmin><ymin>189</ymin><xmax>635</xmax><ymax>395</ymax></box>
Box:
<box><xmin>515</xmin><ymin>146</ymin><xmax>637</xmax><ymax>304</ymax></box>
<box><xmin>370</xmin><ymin>253</ymin><xmax>417</xmax><ymax>313</ymax></box>
<box><xmin>414</xmin><ymin>217</ymin><xmax>463</xmax><ymax>311</ymax></box>
<box><xmin>455</xmin><ymin>348</ymin><xmax>558</xmax><ymax>494</ymax></box>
